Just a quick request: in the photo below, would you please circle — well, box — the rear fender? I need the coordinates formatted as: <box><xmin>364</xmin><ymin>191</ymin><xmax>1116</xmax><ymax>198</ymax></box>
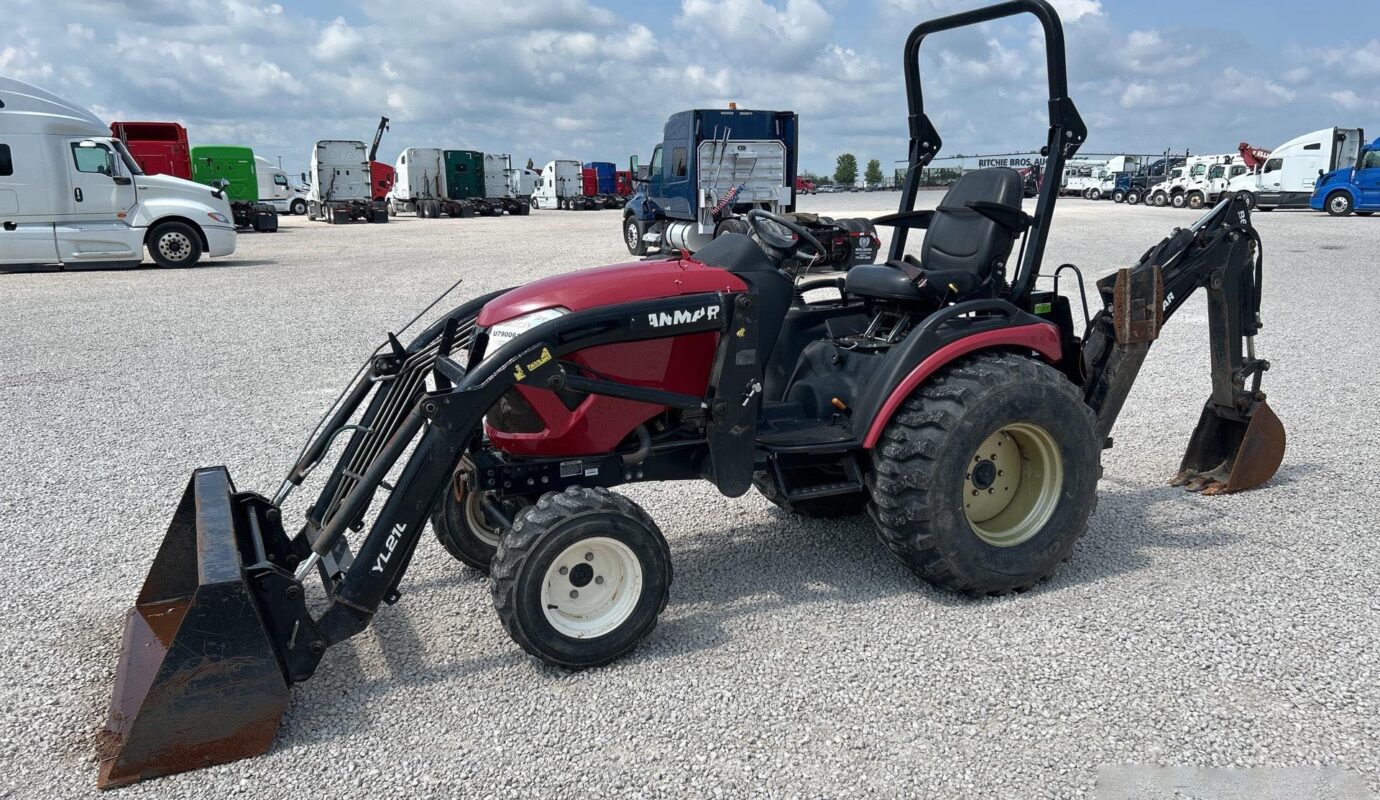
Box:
<box><xmin>852</xmin><ymin>300</ymin><xmax>1062</xmax><ymax>448</ymax></box>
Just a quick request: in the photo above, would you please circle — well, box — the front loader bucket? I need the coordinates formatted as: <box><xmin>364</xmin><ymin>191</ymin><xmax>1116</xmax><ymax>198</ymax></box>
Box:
<box><xmin>96</xmin><ymin>467</ymin><xmax>288</xmax><ymax>789</ymax></box>
<box><xmin>1172</xmin><ymin>398</ymin><xmax>1285</xmax><ymax>495</ymax></box>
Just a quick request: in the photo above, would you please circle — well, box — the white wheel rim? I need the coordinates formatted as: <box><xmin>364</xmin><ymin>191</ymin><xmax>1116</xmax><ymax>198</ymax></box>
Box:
<box><xmin>962</xmin><ymin>423</ymin><xmax>1064</xmax><ymax>548</ymax></box>
<box><xmin>626</xmin><ymin>221</ymin><xmax>638</xmax><ymax>249</ymax></box>
<box><xmin>540</xmin><ymin>537</ymin><xmax>642</xmax><ymax>638</ymax></box>
<box><xmin>462</xmin><ymin>488</ymin><xmax>503</xmax><ymax>547</ymax></box>
<box><xmin>158</xmin><ymin>232</ymin><xmax>190</xmax><ymax>260</ymax></box>
<box><xmin>1332</xmin><ymin>196</ymin><xmax>1348</xmax><ymax>213</ymax></box>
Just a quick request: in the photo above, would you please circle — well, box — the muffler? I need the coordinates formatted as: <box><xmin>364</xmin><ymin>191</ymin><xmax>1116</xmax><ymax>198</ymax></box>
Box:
<box><xmin>97</xmin><ymin>467</ymin><xmax>303</xmax><ymax>789</ymax></box>
<box><xmin>1173</xmin><ymin>396</ymin><xmax>1286</xmax><ymax>495</ymax></box>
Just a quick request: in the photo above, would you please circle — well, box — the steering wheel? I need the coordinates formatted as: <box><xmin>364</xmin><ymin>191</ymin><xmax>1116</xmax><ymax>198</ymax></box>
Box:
<box><xmin>746</xmin><ymin>209</ymin><xmax>826</xmax><ymax>265</ymax></box>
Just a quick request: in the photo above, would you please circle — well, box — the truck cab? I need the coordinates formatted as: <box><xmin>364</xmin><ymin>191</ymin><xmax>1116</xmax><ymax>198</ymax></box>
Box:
<box><xmin>1233</xmin><ymin>127</ymin><xmax>1363</xmax><ymax>210</ymax></box>
<box><xmin>1310</xmin><ymin>136</ymin><xmax>1380</xmax><ymax>216</ymax></box>
<box><xmin>2</xmin><ymin>78</ymin><xmax>235</xmax><ymax>269</ymax></box>
<box><xmin>623</xmin><ymin>108</ymin><xmax>797</xmax><ymax>253</ymax></box>
<box><xmin>255</xmin><ymin>156</ymin><xmax>308</xmax><ymax>215</ymax></box>
<box><xmin>190</xmin><ymin>146</ymin><xmax>278</xmax><ymax>232</ymax></box>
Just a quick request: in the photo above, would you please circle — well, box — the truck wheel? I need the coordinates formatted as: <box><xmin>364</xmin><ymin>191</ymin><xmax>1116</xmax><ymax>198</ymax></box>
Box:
<box><xmin>1239</xmin><ymin>193</ymin><xmax>1256</xmax><ymax>210</ymax></box>
<box><xmin>529</xmin><ymin>196</ymin><xmax>539</xmax><ymax>210</ymax></box>
<box><xmin>867</xmin><ymin>352</ymin><xmax>1100</xmax><ymax>595</ymax></box>
<box><xmin>432</xmin><ymin>469</ymin><xmax>531</xmax><ymax>571</ymax></box>
<box><xmin>1125</xmin><ymin>190</ymin><xmax>1141</xmax><ymax>205</ymax></box>
<box><xmin>624</xmin><ymin>216</ymin><xmax>647</xmax><ymax>255</ymax></box>
<box><xmin>1326</xmin><ymin>191</ymin><xmax>1354</xmax><ymax>217</ymax></box>
<box><xmin>491</xmin><ymin>487</ymin><xmax>671</xmax><ymax>669</ymax></box>
<box><xmin>290</xmin><ymin>199</ymin><xmax>307</xmax><ymax>216</ymax></box>
<box><xmin>1087</xmin><ymin>188</ymin><xmax>1101</xmax><ymax>201</ymax></box>
<box><xmin>147</xmin><ymin>221</ymin><xmax>203</xmax><ymax>268</ymax></box>
<box><xmin>1152</xmin><ymin>193</ymin><xmax>1167</xmax><ymax>207</ymax></box>
<box><xmin>1187</xmin><ymin>191</ymin><xmax>1205</xmax><ymax>210</ymax></box>
<box><xmin>1170</xmin><ymin>192</ymin><xmax>1187</xmax><ymax>208</ymax></box>
<box><xmin>1112</xmin><ymin>190</ymin><xmax>1126</xmax><ymax>203</ymax></box>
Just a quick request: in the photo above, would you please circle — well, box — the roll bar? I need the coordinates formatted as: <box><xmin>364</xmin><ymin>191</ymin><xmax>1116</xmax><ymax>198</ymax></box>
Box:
<box><xmin>890</xmin><ymin>0</ymin><xmax>1087</xmax><ymax>304</ymax></box>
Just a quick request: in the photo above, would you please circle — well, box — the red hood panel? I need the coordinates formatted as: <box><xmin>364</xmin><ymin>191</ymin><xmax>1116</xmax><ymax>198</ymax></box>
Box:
<box><xmin>477</xmin><ymin>257</ymin><xmax>746</xmax><ymax>327</ymax></box>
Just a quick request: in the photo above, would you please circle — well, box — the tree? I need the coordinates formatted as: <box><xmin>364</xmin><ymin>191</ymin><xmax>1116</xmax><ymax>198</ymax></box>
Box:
<box><xmin>864</xmin><ymin>158</ymin><xmax>884</xmax><ymax>187</ymax></box>
<box><xmin>834</xmin><ymin>153</ymin><xmax>858</xmax><ymax>187</ymax></box>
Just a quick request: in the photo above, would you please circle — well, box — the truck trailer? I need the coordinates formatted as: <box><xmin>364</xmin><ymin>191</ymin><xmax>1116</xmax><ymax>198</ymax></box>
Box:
<box><xmin>389</xmin><ymin>147</ymin><xmax>472</xmax><ymax>218</ymax></box>
<box><xmin>308</xmin><ymin>140</ymin><xmax>388</xmax><ymax>224</ymax></box>
<box><xmin>481</xmin><ymin>153</ymin><xmax>530</xmax><ymax>215</ymax></box>
<box><xmin>190</xmin><ymin>146</ymin><xmax>278</xmax><ymax>232</ymax></box>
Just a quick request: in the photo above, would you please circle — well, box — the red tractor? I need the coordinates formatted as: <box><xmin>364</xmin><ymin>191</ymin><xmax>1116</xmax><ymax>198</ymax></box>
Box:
<box><xmin>98</xmin><ymin>0</ymin><xmax>1286</xmax><ymax>788</ymax></box>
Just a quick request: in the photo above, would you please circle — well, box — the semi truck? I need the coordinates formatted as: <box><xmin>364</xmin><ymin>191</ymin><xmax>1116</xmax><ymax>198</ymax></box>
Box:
<box><xmin>2</xmin><ymin>77</ymin><xmax>235</xmax><ymax>269</ymax></box>
<box><xmin>509</xmin><ymin>165</ymin><xmax>540</xmax><ymax>208</ymax></box>
<box><xmin>254</xmin><ymin>156</ymin><xmax>309</xmax><ymax>215</ymax></box>
<box><xmin>1148</xmin><ymin>155</ymin><xmax>1224</xmax><ymax>208</ymax></box>
<box><xmin>389</xmin><ymin>147</ymin><xmax>458</xmax><ymax>218</ymax></box>
<box><xmin>583</xmin><ymin>161</ymin><xmax>620</xmax><ymax>208</ymax></box>
<box><xmin>308</xmin><ymin>140</ymin><xmax>388</xmax><ymax>224</ymax></box>
<box><xmin>187</xmin><ymin>146</ymin><xmax>278</xmax><ymax>232</ymax></box>
<box><xmin>533</xmin><ymin>160</ymin><xmax>592</xmax><ymax>210</ymax></box>
<box><xmin>622</xmin><ymin>108</ymin><xmax>798</xmax><ymax>253</ymax></box>
<box><xmin>481</xmin><ymin>153</ymin><xmax>530</xmax><ymax>215</ymax></box>
<box><xmin>1310</xmin><ymin>135</ymin><xmax>1380</xmax><ymax>216</ymax></box>
<box><xmin>110</xmin><ymin>122</ymin><xmax>191</xmax><ymax>180</ymax></box>
<box><xmin>1227</xmin><ymin>127</ymin><xmax>1364</xmax><ymax>210</ymax></box>
<box><xmin>1117</xmin><ymin>155</ymin><xmax>1185</xmax><ymax>205</ymax></box>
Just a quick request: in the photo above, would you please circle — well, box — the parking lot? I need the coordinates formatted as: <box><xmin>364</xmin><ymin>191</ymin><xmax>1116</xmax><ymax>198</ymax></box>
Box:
<box><xmin>2</xmin><ymin>193</ymin><xmax>1377</xmax><ymax>798</ymax></box>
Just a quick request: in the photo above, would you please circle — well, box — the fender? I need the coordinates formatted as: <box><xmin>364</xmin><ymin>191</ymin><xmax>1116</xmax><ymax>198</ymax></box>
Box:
<box><xmin>860</xmin><ymin>321</ymin><xmax>1062</xmax><ymax>449</ymax></box>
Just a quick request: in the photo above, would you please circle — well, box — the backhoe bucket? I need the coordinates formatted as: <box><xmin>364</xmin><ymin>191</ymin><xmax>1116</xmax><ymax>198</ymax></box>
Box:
<box><xmin>96</xmin><ymin>467</ymin><xmax>288</xmax><ymax>789</ymax></box>
<box><xmin>1172</xmin><ymin>398</ymin><xmax>1285</xmax><ymax>495</ymax></box>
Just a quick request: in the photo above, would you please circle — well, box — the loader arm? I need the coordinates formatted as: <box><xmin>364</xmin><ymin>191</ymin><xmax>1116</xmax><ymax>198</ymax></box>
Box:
<box><xmin>1079</xmin><ymin>192</ymin><xmax>1284</xmax><ymax>494</ymax></box>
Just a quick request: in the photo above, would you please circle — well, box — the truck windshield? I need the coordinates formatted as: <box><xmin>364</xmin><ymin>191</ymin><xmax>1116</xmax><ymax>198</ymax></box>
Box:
<box><xmin>1190</xmin><ymin>164</ymin><xmax>1206</xmax><ymax>176</ymax></box>
<box><xmin>111</xmin><ymin>140</ymin><xmax>146</xmax><ymax>176</ymax></box>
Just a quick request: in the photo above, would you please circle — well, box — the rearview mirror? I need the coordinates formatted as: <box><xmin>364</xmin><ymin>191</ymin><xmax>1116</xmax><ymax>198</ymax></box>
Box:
<box><xmin>630</xmin><ymin>154</ymin><xmax>639</xmax><ymax>173</ymax></box>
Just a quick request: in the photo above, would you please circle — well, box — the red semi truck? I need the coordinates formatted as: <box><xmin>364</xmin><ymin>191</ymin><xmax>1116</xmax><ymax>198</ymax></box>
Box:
<box><xmin>110</xmin><ymin>122</ymin><xmax>191</xmax><ymax>180</ymax></box>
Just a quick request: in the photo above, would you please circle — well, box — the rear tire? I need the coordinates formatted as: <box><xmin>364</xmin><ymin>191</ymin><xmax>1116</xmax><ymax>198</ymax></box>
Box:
<box><xmin>624</xmin><ymin>216</ymin><xmax>647</xmax><ymax>255</ymax></box>
<box><xmin>1187</xmin><ymin>191</ymin><xmax>1205</xmax><ymax>210</ymax></box>
<box><xmin>1087</xmin><ymin>188</ymin><xmax>1101</xmax><ymax>201</ymax></box>
<box><xmin>1112</xmin><ymin>190</ymin><xmax>1126</xmax><ymax>203</ymax></box>
<box><xmin>147</xmin><ymin>221</ymin><xmax>202</xmax><ymax>268</ymax></box>
<box><xmin>491</xmin><ymin>487</ymin><xmax>671</xmax><ymax>669</ymax></box>
<box><xmin>290</xmin><ymin>199</ymin><xmax>307</xmax><ymax>216</ymax></box>
<box><xmin>1125</xmin><ymin>190</ymin><xmax>1141</xmax><ymax>205</ymax></box>
<box><xmin>1326</xmin><ymin>191</ymin><xmax>1354</xmax><ymax>217</ymax></box>
<box><xmin>867</xmin><ymin>352</ymin><xmax>1100</xmax><ymax>595</ymax></box>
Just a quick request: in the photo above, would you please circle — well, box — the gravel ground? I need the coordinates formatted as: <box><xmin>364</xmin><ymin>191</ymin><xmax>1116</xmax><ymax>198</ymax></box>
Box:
<box><xmin>1</xmin><ymin>193</ymin><xmax>1376</xmax><ymax>799</ymax></box>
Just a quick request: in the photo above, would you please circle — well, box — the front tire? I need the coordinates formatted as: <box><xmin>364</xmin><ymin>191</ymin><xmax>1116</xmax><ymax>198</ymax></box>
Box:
<box><xmin>867</xmin><ymin>352</ymin><xmax>1100</xmax><ymax>595</ymax></box>
<box><xmin>491</xmin><ymin>487</ymin><xmax>671</xmax><ymax>669</ymax></box>
<box><xmin>1112</xmin><ymin>190</ymin><xmax>1126</xmax><ymax>203</ymax></box>
<box><xmin>290</xmin><ymin>198</ymin><xmax>307</xmax><ymax>216</ymax></box>
<box><xmin>1125</xmin><ymin>189</ymin><xmax>1141</xmax><ymax>205</ymax></box>
<box><xmin>1187</xmin><ymin>191</ymin><xmax>1205</xmax><ymax>210</ymax></box>
<box><xmin>624</xmin><ymin>216</ymin><xmax>647</xmax><ymax>255</ymax></box>
<box><xmin>1326</xmin><ymin>191</ymin><xmax>1354</xmax><ymax>217</ymax></box>
<box><xmin>147</xmin><ymin>221</ymin><xmax>202</xmax><ymax>268</ymax></box>
<box><xmin>1170</xmin><ymin>192</ymin><xmax>1187</xmax><ymax>209</ymax></box>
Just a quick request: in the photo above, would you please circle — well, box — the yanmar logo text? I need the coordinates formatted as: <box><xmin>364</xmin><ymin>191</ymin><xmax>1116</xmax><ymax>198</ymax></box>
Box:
<box><xmin>647</xmin><ymin>305</ymin><xmax>720</xmax><ymax>328</ymax></box>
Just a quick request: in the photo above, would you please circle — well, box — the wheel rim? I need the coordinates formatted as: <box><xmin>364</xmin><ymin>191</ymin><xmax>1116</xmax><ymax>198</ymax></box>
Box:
<box><xmin>1331</xmin><ymin>196</ymin><xmax>1349</xmax><ymax>213</ymax></box>
<box><xmin>158</xmin><ymin>231</ymin><xmax>191</xmax><ymax>261</ymax></box>
<box><xmin>461</xmin><ymin>488</ymin><xmax>503</xmax><ymax>547</ymax></box>
<box><xmin>625</xmin><ymin>220</ymin><xmax>639</xmax><ymax>249</ymax></box>
<box><xmin>540</xmin><ymin>537</ymin><xmax>643</xmax><ymax>638</ymax></box>
<box><xmin>963</xmin><ymin>423</ymin><xmax>1063</xmax><ymax>547</ymax></box>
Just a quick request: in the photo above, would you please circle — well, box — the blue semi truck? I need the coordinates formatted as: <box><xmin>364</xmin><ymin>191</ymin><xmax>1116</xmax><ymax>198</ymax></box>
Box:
<box><xmin>1310</xmin><ymin>135</ymin><xmax>1380</xmax><ymax>216</ymax></box>
<box><xmin>622</xmin><ymin>108</ymin><xmax>799</xmax><ymax>255</ymax></box>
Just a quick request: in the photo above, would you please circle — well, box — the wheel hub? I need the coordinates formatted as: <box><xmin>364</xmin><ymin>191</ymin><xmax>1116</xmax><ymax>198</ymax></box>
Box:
<box><xmin>540</xmin><ymin>537</ymin><xmax>642</xmax><ymax>639</ymax></box>
<box><xmin>963</xmin><ymin>423</ymin><xmax>1064</xmax><ymax>547</ymax></box>
<box><xmin>159</xmin><ymin>232</ymin><xmax>190</xmax><ymax>260</ymax></box>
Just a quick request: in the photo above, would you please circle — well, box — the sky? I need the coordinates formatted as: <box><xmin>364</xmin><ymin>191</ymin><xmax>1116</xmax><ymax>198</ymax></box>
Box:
<box><xmin>2</xmin><ymin>0</ymin><xmax>1375</xmax><ymax>177</ymax></box>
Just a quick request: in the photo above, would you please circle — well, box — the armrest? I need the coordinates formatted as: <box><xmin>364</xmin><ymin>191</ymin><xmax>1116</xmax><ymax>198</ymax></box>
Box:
<box><xmin>965</xmin><ymin>201</ymin><xmax>1031</xmax><ymax>234</ymax></box>
<box><xmin>871</xmin><ymin>209</ymin><xmax>936</xmax><ymax>229</ymax></box>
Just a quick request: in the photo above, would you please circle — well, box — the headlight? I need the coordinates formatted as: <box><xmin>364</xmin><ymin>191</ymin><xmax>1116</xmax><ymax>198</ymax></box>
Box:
<box><xmin>208</xmin><ymin>212</ymin><xmax>230</xmax><ymax>224</ymax></box>
<box><xmin>481</xmin><ymin>307</ymin><xmax>569</xmax><ymax>360</ymax></box>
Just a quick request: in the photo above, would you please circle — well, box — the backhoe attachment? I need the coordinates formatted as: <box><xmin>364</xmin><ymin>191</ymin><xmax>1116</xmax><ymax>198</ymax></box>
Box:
<box><xmin>1081</xmin><ymin>193</ymin><xmax>1285</xmax><ymax>494</ymax></box>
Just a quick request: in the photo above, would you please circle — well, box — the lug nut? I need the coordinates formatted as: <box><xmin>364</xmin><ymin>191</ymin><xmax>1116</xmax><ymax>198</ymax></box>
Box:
<box><xmin>595</xmin><ymin>576</ymin><xmax>604</xmax><ymax>585</ymax></box>
<box><xmin>584</xmin><ymin>552</ymin><xmax>594</xmax><ymax>561</ymax></box>
<box><xmin>559</xmin><ymin>566</ymin><xmax>568</xmax><ymax>575</ymax></box>
<box><xmin>569</xmin><ymin>590</ymin><xmax>579</xmax><ymax>599</ymax></box>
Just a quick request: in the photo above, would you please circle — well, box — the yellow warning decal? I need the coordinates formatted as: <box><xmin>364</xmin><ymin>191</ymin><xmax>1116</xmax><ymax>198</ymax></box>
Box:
<box><xmin>526</xmin><ymin>347</ymin><xmax>553</xmax><ymax>372</ymax></box>
<box><xmin>513</xmin><ymin>364</ymin><xmax>526</xmax><ymax>381</ymax></box>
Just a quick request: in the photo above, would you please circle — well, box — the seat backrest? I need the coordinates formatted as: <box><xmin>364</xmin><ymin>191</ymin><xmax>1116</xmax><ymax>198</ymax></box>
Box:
<box><xmin>920</xmin><ymin>167</ymin><xmax>1024</xmax><ymax>277</ymax></box>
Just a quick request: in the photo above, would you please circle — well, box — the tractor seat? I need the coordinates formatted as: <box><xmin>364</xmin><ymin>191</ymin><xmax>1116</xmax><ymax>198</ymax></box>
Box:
<box><xmin>845</xmin><ymin>168</ymin><xmax>1026</xmax><ymax>304</ymax></box>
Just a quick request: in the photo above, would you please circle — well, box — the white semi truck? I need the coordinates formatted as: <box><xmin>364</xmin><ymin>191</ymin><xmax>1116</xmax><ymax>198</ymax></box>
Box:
<box><xmin>0</xmin><ymin>77</ymin><xmax>236</xmax><ymax>269</ymax></box>
<box><xmin>482</xmin><ymin>153</ymin><xmax>530</xmax><ymax>215</ymax></box>
<box><xmin>308</xmin><ymin>140</ymin><xmax>388</xmax><ymax>224</ymax></box>
<box><xmin>254</xmin><ymin>155</ymin><xmax>308</xmax><ymax>215</ymax></box>
<box><xmin>388</xmin><ymin>148</ymin><xmax>447</xmax><ymax>217</ymax></box>
<box><xmin>1225</xmin><ymin>127</ymin><xmax>1364</xmax><ymax>210</ymax></box>
<box><xmin>1179</xmin><ymin>155</ymin><xmax>1250</xmax><ymax>209</ymax></box>
<box><xmin>533</xmin><ymin>160</ymin><xmax>590</xmax><ymax>210</ymax></box>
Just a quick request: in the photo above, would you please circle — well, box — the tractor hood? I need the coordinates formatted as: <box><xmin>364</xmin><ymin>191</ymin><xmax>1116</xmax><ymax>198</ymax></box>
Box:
<box><xmin>476</xmin><ymin>257</ymin><xmax>747</xmax><ymax>328</ymax></box>
<box><xmin>1315</xmin><ymin>166</ymin><xmax>1349</xmax><ymax>190</ymax></box>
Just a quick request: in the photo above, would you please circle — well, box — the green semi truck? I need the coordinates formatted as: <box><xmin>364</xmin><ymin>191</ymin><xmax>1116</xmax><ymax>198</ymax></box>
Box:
<box><xmin>190</xmin><ymin>146</ymin><xmax>278</xmax><ymax>232</ymax></box>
